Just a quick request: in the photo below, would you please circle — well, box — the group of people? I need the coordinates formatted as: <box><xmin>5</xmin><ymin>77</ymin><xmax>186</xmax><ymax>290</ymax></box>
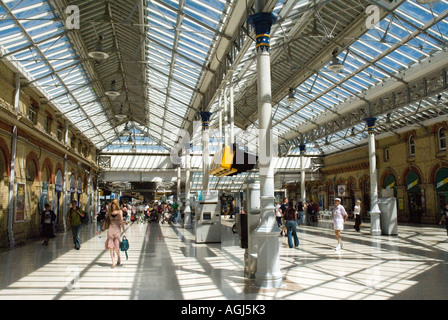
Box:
<box><xmin>275</xmin><ymin>199</ymin><xmax>300</xmax><ymax>249</ymax></box>
<box><xmin>275</xmin><ymin>197</ymin><xmax>364</xmax><ymax>251</ymax></box>
<box><xmin>70</xmin><ymin>199</ymin><xmax>126</xmax><ymax>268</ymax></box>
<box><xmin>40</xmin><ymin>200</ymin><xmax>86</xmax><ymax>249</ymax></box>
<box><xmin>40</xmin><ymin>195</ymin><xmax>448</xmax><ymax>266</ymax></box>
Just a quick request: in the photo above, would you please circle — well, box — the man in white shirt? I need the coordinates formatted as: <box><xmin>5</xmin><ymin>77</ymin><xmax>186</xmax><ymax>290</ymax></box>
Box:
<box><xmin>332</xmin><ymin>198</ymin><xmax>348</xmax><ymax>250</ymax></box>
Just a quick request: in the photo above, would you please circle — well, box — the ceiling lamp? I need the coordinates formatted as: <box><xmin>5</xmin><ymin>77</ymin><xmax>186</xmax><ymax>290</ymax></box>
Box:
<box><xmin>328</xmin><ymin>55</ymin><xmax>344</xmax><ymax>73</ymax></box>
<box><xmin>105</xmin><ymin>80</ymin><xmax>120</xmax><ymax>100</ymax></box>
<box><xmin>122</xmin><ymin>122</ymin><xmax>130</xmax><ymax>135</ymax></box>
<box><xmin>115</xmin><ymin>104</ymin><xmax>127</xmax><ymax>121</ymax></box>
<box><xmin>88</xmin><ymin>35</ymin><xmax>109</xmax><ymax>63</ymax></box>
<box><xmin>286</xmin><ymin>88</ymin><xmax>296</xmax><ymax>104</ymax></box>
<box><xmin>416</xmin><ymin>0</ymin><xmax>439</xmax><ymax>4</ymax></box>
<box><xmin>327</xmin><ymin>49</ymin><xmax>344</xmax><ymax>73</ymax></box>
<box><xmin>127</xmin><ymin>133</ymin><xmax>133</xmax><ymax>143</ymax></box>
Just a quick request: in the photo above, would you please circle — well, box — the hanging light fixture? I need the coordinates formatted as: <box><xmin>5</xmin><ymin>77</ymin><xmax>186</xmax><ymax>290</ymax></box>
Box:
<box><xmin>121</xmin><ymin>122</ymin><xmax>130</xmax><ymax>135</ymax></box>
<box><xmin>105</xmin><ymin>80</ymin><xmax>120</xmax><ymax>100</ymax></box>
<box><xmin>327</xmin><ymin>49</ymin><xmax>344</xmax><ymax>73</ymax></box>
<box><xmin>416</xmin><ymin>0</ymin><xmax>440</xmax><ymax>5</ymax></box>
<box><xmin>127</xmin><ymin>133</ymin><xmax>133</xmax><ymax>143</ymax></box>
<box><xmin>88</xmin><ymin>35</ymin><xmax>109</xmax><ymax>63</ymax></box>
<box><xmin>115</xmin><ymin>104</ymin><xmax>127</xmax><ymax>121</ymax></box>
<box><xmin>286</xmin><ymin>88</ymin><xmax>296</xmax><ymax>104</ymax></box>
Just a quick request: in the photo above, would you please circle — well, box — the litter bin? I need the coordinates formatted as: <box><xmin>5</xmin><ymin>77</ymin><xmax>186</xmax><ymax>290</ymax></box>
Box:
<box><xmin>378</xmin><ymin>197</ymin><xmax>398</xmax><ymax>235</ymax></box>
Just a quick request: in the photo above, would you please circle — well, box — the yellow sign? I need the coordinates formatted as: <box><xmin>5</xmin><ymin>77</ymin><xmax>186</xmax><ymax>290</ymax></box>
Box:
<box><xmin>407</xmin><ymin>179</ymin><xmax>418</xmax><ymax>190</ymax></box>
<box><xmin>209</xmin><ymin>146</ymin><xmax>237</xmax><ymax>177</ymax></box>
<box><xmin>436</xmin><ymin>177</ymin><xmax>448</xmax><ymax>189</ymax></box>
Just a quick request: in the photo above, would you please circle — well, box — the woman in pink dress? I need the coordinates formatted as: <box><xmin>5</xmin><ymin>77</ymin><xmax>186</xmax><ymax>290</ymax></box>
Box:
<box><xmin>102</xmin><ymin>199</ymin><xmax>126</xmax><ymax>268</ymax></box>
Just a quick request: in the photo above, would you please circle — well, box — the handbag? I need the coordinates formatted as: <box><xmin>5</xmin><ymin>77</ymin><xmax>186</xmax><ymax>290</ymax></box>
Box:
<box><xmin>120</xmin><ymin>236</ymin><xmax>129</xmax><ymax>260</ymax></box>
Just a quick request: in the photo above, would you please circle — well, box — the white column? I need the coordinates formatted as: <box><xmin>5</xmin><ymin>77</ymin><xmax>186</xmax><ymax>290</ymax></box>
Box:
<box><xmin>200</xmin><ymin>112</ymin><xmax>212</xmax><ymax>192</ymax></box>
<box><xmin>183</xmin><ymin>143</ymin><xmax>192</xmax><ymax>229</ymax></box>
<box><xmin>248</xmin><ymin>11</ymin><xmax>282</xmax><ymax>289</ymax></box>
<box><xmin>366</xmin><ymin>117</ymin><xmax>381</xmax><ymax>235</ymax></box>
<box><xmin>300</xmin><ymin>144</ymin><xmax>306</xmax><ymax>202</ymax></box>
<box><xmin>223</xmin><ymin>87</ymin><xmax>228</xmax><ymax>146</ymax></box>
<box><xmin>62</xmin><ymin>122</ymin><xmax>69</xmax><ymax>231</ymax></box>
<box><xmin>219</xmin><ymin>110</ymin><xmax>223</xmax><ymax>149</ymax></box>
<box><xmin>244</xmin><ymin>180</ymin><xmax>260</xmax><ymax>279</ymax></box>
<box><xmin>229</xmin><ymin>82</ymin><xmax>235</xmax><ymax>146</ymax></box>
<box><xmin>177</xmin><ymin>165</ymin><xmax>181</xmax><ymax>201</ymax></box>
<box><xmin>7</xmin><ymin>73</ymin><xmax>20</xmax><ymax>247</ymax></box>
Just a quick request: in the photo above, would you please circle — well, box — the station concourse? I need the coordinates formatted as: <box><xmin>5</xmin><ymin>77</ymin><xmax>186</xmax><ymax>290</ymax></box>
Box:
<box><xmin>0</xmin><ymin>0</ymin><xmax>448</xmax><ymax>301</ymax></box>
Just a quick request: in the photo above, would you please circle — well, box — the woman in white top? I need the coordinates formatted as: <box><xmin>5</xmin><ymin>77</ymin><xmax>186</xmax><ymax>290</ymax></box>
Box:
<box><xmin>332</xmin><ymin>198</ymin><xmax>348</xmax><ymax>250</ymax></box>
<box><xmin>275</xmin><ymin>202</ymin><xmax>282</xmax><ymax>228</ymax></box>
<box><xmin>353</xmin><ymin>199</ymin><xmax>361</xmax><ymax>232</ymax></box>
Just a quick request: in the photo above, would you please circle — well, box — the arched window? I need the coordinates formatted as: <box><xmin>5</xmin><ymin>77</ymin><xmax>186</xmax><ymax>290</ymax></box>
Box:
<box><xmin>438</xmin><ymin>128</ymin><xmax>446</xmax><ymax>151</ymax></box>
<box><xmin>409</xmin><ymin>135</ymin><xmax>415</xmax><ymax>157</ymax></box>
<box><xmin>0</xmin><ymin>151</ymin><xmax>5</xmax><ymax>182</ymax></box>
<box><xmin>26</xmin><ymin>159</ymin><xmax>37</xmax><ymax>182</ymax></box>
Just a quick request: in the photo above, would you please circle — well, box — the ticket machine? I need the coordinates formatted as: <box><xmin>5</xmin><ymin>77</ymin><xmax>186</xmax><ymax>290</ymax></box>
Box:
<box><xmin>195</xmin><ymin>190</ymin><xmax>221</xmax><ymax>243</ymax></box>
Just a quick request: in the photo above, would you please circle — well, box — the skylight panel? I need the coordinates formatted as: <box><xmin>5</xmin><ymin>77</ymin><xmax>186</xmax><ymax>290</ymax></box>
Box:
<box><xmin>184</xmin><ymin>5</ymin><xmax>220</xmax><ymax>28</ymax></box>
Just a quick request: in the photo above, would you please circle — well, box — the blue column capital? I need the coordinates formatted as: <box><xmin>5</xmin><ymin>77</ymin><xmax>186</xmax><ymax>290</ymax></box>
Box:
<box><xmin>365</xmin><ymin>117</ymin><xmax>377</xmax><ymax>133</ymax></box>
<box><xmin>247</xmin><ymin>12</ymin><xmax>277</xmax><ymax>52</ymax></box>
<box><xmin>199</xmin><ymin>111</ymin><xmax>212</xmax><ymax>128</ymax></box>
<box><xmin>299</xmin><ymin>144</ymin><xmax>306</xmax><ymax>155</ymax></box>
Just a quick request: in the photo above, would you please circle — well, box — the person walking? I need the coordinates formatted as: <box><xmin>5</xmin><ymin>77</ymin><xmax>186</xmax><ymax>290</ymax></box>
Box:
<box><xmin>284</xmin><ymin>200</ymin><xmax>299</xmax><ymax>248</ymax></box>
<box><xmin>439</xmin><ymin>203</ymin><xmax>448</xmax><ymax>236</ymax></box>
<box><xmin>297</xmin><ymin>201</ymin><xmax>304</xmax><ymax>225</ymax></box>
<box><xmin>96</xmin><ymin>203</ymin><xmax>107</xmax><ymax>238</ymax></box>
<box><xmin>172</xmin><ymin>201</ymin><xmax>179</xmax><ymax>224</ymax></box>
<box><xmin>275</xmin><ymin>202</ymin><xmax>282</xmax><ymax>228</ymax></box>
<box><xmin>102</xmin><ymin>199</ymin><xmax>126</xmax><ymax>268</ymax></box>
<box><xmin>353</xmin><ymin>199</ymin><xmax>362</xmax><ymax>232</ymax></box>
<box><xmin>67</xmin><ymin>200</ymin><xmax>85</xmax><ymax>250</ymax></box>
<box><xmin>41</xmin><ymin>203</ymin><xmax>56</xmax><ymax>246</ymax></box>
<box><xmin>332</xmin><ymin>198</ymin><xmax>348</xmax><ymax>251</ymax></box>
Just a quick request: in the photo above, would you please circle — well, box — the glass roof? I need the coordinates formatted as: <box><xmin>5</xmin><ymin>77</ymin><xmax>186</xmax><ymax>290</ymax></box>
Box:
<box><xmin>1</xmin><ymin>0</ymin><xmax>448</xmax><ymax>191</ymax></box>
<box><xmin>271</xmin><ymin>0</ymin><xmax>448</xmax><ymax>155</ymax></box>
<box><xmin>0</xmin><ymin>0</ymin><xmax>115</xmax><ymax>147</ymax></box>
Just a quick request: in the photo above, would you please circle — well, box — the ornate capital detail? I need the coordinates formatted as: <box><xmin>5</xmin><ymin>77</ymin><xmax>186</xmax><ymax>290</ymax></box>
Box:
<box><xmin>365</xmin><ymin>117</ymin><xmax>377</xmax><ymax>133</ymax></box>
<box><xmin>247</xmin><ymin>12</ymin><xmax>277</xmax><ymax>52</ymax></box>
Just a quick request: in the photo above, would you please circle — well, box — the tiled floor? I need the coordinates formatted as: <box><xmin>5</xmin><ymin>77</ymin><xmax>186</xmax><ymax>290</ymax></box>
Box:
<box><xmin>0</xmin><ymin>218</ymin><xmax>447</xmax><ymax>300</ymax></box>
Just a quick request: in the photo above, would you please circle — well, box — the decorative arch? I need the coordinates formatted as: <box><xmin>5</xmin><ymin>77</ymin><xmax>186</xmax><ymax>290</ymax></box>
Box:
<box><xmin>55</xmin><ymin>162</ymin><xmax>63</xmax><ymax>175</ymax></box>
<box><xmin>41</xmin><ymin>158</ymin><xmax>54</xmax><ymax>184</ymax></box>
<box><xmin>380</xmin><ymin>167</ymin><xmax>399</xmax><ymax>188</ymax></box>
<box><xmin>430</xmin><ymin>161</ymin><xmax>448</xmax><ymax>188</ymax></box>
<box><xmin>402</xmin><ymin>164</ymin><xmax>425</xmax><ymax>186</ymax></box>
<box><xmin>429</xmin><ymin>122</ymin><xmax>448</xmax><ymax>134</ymax></box>
<box><xmin>0</xmin><ymin>137</ymin><xmax>10</xmax><ymax>176</ymax></box>
<box><xmin>358</xmin><ymin>174</ymin><xmax>370</xmax><ymax>190</ymax></box>
<box><xmin>402</xmin><ymin>130</ymin><xmax>417</xmax><ymax>142</ymax></box>
<box><xmin>83</xmin><ymin>175</ymin><xmax>88</xmax><ymax>191</ymax></box>
<box><xmin>26</xmin><ymin>151</ymin><xmax>41</xmax><ymax>182</ymax></box>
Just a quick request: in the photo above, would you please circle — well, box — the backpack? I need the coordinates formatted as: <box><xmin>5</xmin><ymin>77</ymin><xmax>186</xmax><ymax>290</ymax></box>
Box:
<box><xmin>120</xmin><ymin>236</ymin><xmax>129</xmax><ymax>260</ymax></box>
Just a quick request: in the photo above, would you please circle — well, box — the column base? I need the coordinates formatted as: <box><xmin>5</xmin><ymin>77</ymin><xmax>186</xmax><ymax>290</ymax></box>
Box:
<box><xmin>369</xmin><ymin>210</ymin><xmax>381</xmax><ymax>235</ymax></box>
<box><xmin>244</xmin><ymin>250</ymin><xmax>257</xmax><ymax>279</ymax></box>
<box><xmin>183</xmin><ymin>208</ymin><xmax>192</xmax><ymax>229</ymax></box>
<box><xmin>255</xmin><ymin>228</ymin><xmax>282</xmax><ymax>289</ymax></box>
<box><xmin>255</xmin><ymin>276</ymin><xmax>283</xmax><ymax>289</ymax></box>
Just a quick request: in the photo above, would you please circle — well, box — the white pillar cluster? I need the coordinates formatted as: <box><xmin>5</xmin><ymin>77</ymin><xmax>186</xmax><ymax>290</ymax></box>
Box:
<box><xmin>248</xmin><ymin>11</ymin><xmax>282</xmax><ymax>289</ymax></box>
<box><xmin>365</xmin><ymin>117</ymin><xmax>381</xmax><ymax>235</ymax></box>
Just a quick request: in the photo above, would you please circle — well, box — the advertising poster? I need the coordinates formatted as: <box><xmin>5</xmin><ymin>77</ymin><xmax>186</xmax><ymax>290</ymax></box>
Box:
<box><xmin>15</xmin><ymin>183</ymin><xmax>25</xmax><ymax>222</ymax></box>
